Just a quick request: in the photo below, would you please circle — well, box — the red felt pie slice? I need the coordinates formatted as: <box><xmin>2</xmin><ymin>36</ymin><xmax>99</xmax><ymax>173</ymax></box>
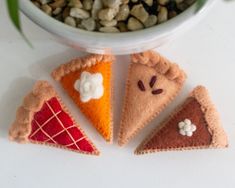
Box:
<box><xmin>135</xmin><ymin>86</ymin><xmax>228</xmax><ymax>155</ymax></box>
<box><xmin>9</xmin><ymin>81</ymin><xmax>99</xmax><ymax>155</ymax></box>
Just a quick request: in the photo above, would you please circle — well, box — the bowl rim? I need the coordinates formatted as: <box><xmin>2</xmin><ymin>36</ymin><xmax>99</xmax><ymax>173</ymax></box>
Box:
<box><xmin>20</xmin><ymin>0</ymin><xmax>214</xmax><ymax>51</ymax></box>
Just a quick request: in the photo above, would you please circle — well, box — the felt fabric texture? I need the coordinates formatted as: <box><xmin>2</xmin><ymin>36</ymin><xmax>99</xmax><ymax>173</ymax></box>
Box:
<box><xmin>29</xmin><ymin>97</ymin><xmax>95</xmax><ymax>153</ymax></box>
<box><xmin>135</xmin><ymin>86</ymin><xmax>228</xmax><ymax>155</ymax></box>
<box><xmin>118</xmin><ymin>51</ymin><xmax>186</xmax><ymax>146</ymax></box>
<box><xmin>52</xmin><ymin>54</ymin><xmax>113</xmax><ymax>142</ymax></box>
<box><xmin>9</xmin><ymin>80</ymin><xmax>99</xmax><ymax>155</ymax></box>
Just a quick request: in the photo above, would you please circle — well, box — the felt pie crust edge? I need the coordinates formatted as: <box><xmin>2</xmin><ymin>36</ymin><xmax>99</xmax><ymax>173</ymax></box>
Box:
<box><xmin>51</xmin><ymin>54</ymin><xmax>114</xmax><ymax>143</ymax></box>
<box><xmin>135</xmin><ymin>85</ymin><xmax>228</xmax><ymax>155</ymax></box>
<box><xmin>118</xmin><ymin>51</ymin><xmax>187</xmax><ymax>146</ymax></box>
<box><xmin>9</xmin><ymin>80</ymin><xmax>100</xmax><ymax>155</ymax></box>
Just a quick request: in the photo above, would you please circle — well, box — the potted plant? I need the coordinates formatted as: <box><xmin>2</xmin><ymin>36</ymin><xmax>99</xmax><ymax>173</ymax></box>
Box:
<box><xmin>6</xmin><ymin>0</ymin><xmax>208</xmax><ymax>53</ymax></box>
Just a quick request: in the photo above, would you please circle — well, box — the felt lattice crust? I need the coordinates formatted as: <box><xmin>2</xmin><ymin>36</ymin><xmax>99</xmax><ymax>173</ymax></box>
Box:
<box><xmin>135</xmin><ymin>86</ymin><xmax>228</xmax><ymax>155</ymax></box>
<box><xmin>51</xmin><ymin>54</ymin><xmax>114</xmax><ymax>142</ymax></box>
<box><xmin>118</xmin><ymin>51</ymin><xmax>187</xmax><ymax>146</ymax></box>
<box><xmin>9</xmin><ymin>81</ymin><xmax>99</xmax><ymax>155</ymax></box>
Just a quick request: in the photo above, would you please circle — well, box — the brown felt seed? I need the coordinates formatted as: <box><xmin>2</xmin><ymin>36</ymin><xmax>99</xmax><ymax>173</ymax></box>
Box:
<box><xmin>137</xmin><ymin>80</ymin><xmax>145</xmax><ymax>91</ymax></box>
<box><xmin>152</xmin><ymin>89</ymin><xmax>163</xmax><ymax>95</ymax></box>
<box><xmin>149</xmin><ymin>75</ymin><xmax>157</xmax><ymax>88</ymax></box>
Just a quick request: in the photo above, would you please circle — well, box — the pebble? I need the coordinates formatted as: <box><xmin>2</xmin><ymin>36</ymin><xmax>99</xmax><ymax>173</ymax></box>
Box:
<box><xmin>130</xmin><ymin>4</ymin><xmax>149</xmax><ymax>23</ymax></box>
<box><xmin>177</xmin><ymin>2</ymin><xmax>189</xmax><ymax>11</ymax></box>
<box><xmin>70</xmin><ymin>7</ymin><xmax>90</xmax><ymax>19</ymax></box>
<box><xmin>49</xmin><ymin>0</ymin><xmax>65</xmax><ymax>9</ymax></box>
<box><xmin>158</xmin><ymin>0</ymin><xmax>169</xmax><ymax>5</ymax></box>
<box><xmin>39</xmin><ymin>0</ymin><xmax>52</xmax><ymax>5</ymax></box>
<box><xmin>41</xmin><ymin>4</ymin><xmax>52</xmax><ymax>15</ymax></box>
<box><xmin>91</xmin><ymin>0</ymin><xmax>103</xmax><ymax>19</ymax></box>
<box><xmin>83</xmin><ymin>0</ymin><xmax>93</xmax><ymax>10</ymax></box>
<box><xmin>99</xmin><ymin>26</ymin><xmax>120</xmax><ymax>32</ymax></box>
<box><xmin>81</xmin><ymin>17</ymin><xmax>96</xmax><ymax>31</ymax></box>
<box><xmin>115</xmin><ymin>4</ymin><xmax>129</xmax><ymax>21</ymax></box>
<box><xmin>127</xmin><ymin>17</ymin><xmax>144</xmax><ymax>31</ymax></box>
<box><xmin>98</xmin><ymin>8</ymin><xmax>117</xmax><ymax>21</ymax></box>
<box><xmin>144</xmin><ymin>0</ymin><xmax>153</xmax><ymax>6</ymax></box>
<box><xmin>144</xmin><ymin>15</ymin><xmax>157</xmax><ymax>28</ymax></box>
<box><xmin>33</xmin><ymin>0</ymin><xmax>196</xmax><ymax>33</ymax></box>
<box><xmin>158</xmin><ymin>6</ymin><xmax>168</xmax><ymax>24</ymax></box>
<box><xmin>100</xmin><ymin>20</ymin><xmax>117</xmax><ymax>27</ymax></box>
<box><xmin>168</xmin><ymin>11</ymin><xmax>177</xmax><ymax>19</ymax></box>
<box><xmin>68</xmin><ymin>0</ymin><xmax>83</xmax><ymax>8</ymax></box>
<box><xmin>102</xmin><ymin>0</ymin><xmax>121</xmax><ymax>8</ymax></box>
<box><xmin>64</xmin><ymin>16</ymin><xmax>76</xmax><ymax>27</ymax></box>
<box><xmin>53</xmin><ymin>7</ymin><xmax>62</xmax><ymax>15</ymax></box>
<box><xmin>117</xmin><ymin>22</ymin><xmax>128</xmax><ymax>32</ymax></box>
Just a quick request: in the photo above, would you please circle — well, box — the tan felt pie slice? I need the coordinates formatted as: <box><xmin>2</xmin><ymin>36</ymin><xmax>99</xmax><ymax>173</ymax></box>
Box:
<box><xmin>9</xmin><ymin>81</ymin><xmax>99</xmax><ymax>155</ymax></box>
<box><xmin>118</xmin><ymin>51</ymin><xmax>187</xmax><ymax>146</ymax></box>
<box><xmin>135</xmin><ymin>86</ymin><xmax>228</xmax><ymax>155</ymax></box>
<box><xmin>52</xmin><ymin>54</ymin><xmax>113</xmax><ymax>142</ymax></box>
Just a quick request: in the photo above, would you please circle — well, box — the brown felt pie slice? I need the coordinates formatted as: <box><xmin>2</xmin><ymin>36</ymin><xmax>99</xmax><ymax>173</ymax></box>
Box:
<box><xmin>135</xmin><ymin>86</ymin><xmax>228</xmax><ymax>155</ymax></box>
<box><xmin>118</xmin><ymin>51</ymin><xmax>187</xmax><ymax>146</ymax></box>
<box><xmin>9</xmin><ymin>81</ymin><xmax>99</xmax><ymax>155</ymax></box>
<box><xmin>52</xmin><ymin>54</ymin><xmax>114</xmax><ymax>142</ymax></box>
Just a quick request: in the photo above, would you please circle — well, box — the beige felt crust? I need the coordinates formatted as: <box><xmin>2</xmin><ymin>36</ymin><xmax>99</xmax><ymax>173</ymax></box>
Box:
<box><xmin>135</xmin><ymin>86</ymin><xmax>228</xmax><ymax>155</ymax></box>
<box><xmin>51</xmin><ymin>54</ymin><xmax>114</xmax><ymax>143</ymax></box>
<box><xmin>9</xmin><ymin>81</ymin><xmax>100</xmax><ymax>156</ymax></box>
<box><xmin>131</xmin><ymin>51</ymin><xmax>187</xmax><ymax>84</ymax></box>
<box><xmin>118</xmin><ymin>51</ymin><xmax>187</xmax><ymax>146</ymax></box>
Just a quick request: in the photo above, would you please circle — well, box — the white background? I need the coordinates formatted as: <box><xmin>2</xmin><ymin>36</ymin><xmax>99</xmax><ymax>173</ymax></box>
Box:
<box><xmin>1</xmin><ymin>1</ymin><xmax>235</xmax><ymax>188</ymax></box>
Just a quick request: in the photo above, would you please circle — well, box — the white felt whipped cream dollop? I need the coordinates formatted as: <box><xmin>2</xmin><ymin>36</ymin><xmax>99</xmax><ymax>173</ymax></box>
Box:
<box><xmin>74</xmin><ymin>71</ymin><xmax>104</xmax><ymax>102</ymax></box>
<box><xmin>178</xmin><ymin>119</ymin><xmax>197</xmax><ymax>137</ymax></box>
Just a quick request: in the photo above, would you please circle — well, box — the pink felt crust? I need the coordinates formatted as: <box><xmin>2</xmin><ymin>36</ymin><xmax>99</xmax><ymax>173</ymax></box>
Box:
<box><xmin>135</xmin><ymin>86</ymin><xmax>228</xmax><ymax>155</ymax></box>
<box><xmin>118</xmin><ymin>50</ymin><xmax>187</xmax><ymax>146</ymax></box>
<box><xmin>8</xmin><ymin>80</ymin><xmax>100</xmax><ymax>155</ymax></box>
<box><xmin>51</xmin><ymin>54</ymin><xmax>114</xmax><ymax>143</ymax></box>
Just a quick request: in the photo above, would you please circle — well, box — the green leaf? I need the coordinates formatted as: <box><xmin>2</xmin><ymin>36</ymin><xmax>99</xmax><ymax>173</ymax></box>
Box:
<box><xmin>196</xmin><ymin>0</ymin><xmax>207</xmax><ymax>11</ymax></box>
<box><xmin>7</xmin><ymin>0</ymin><xmax>21</xmax><ymax>30</ymax></box>
<box><xmin>6</xmin><ymin>0</ymin><xmax>33</xmax><ymax>47</ymax></box>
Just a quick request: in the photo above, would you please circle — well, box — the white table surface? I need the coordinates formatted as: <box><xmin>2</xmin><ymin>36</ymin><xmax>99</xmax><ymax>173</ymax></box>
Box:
<box><xmin>1</xmin><ymin>1</ymin><xmax>235</xmax><ymax>188</ymax></box>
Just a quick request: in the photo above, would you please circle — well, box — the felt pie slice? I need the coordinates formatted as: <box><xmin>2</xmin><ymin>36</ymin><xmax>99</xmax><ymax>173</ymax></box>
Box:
<box><xmin>9</xmin><ymin>81</ymin><xmax>99</xmax><ymax>155</ymax></box>
<box><xmin>135</xmin><ymin>86</ymin><xmax>228</xmax><ymax>154</ymax></box>
<box><xmin>52</xmin><ymin>54</ymin><xmax>113</xmax><ymax>142</ymax></box>
<box><xmin>118</xmin><ymin>51</ymin><xmax>187</xmax><ymax>146</ymax></box>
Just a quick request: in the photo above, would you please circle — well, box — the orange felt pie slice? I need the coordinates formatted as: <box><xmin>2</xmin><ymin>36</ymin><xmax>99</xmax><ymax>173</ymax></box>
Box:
<box><xmin>9</xmin><ymin>81</ymin><xmax>99</xmax><ymax>155</ymax></box>
<box><xmin>135</xmin><ymin>86</ymin><xmax>228</xmax><ymax>155</ymax></box>
<box><xmin>118</xmin><ymin>51</ymin><xmax>187</xmax><ymax>146</ymax></box>
<box><xmin>52</xmin><ymin>54</ymin><xmax>113</xmax><ymax>142</ymax></box>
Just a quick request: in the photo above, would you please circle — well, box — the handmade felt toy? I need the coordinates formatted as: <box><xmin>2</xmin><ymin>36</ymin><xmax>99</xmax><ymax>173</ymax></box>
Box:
<box><xmin>9</xmin><ymin>81</ymin><xmax>99</xmax><ymax>155</ymax></box>
<box><xmin>135</xmin><ymin>86</ymin><xmax>228</xmax><ymax>154</ymax></box>
<box><xmin>118</xmin><ymin>50</ymin><xmax>187</xmax><ymax>146</ymax></box>
<box><xmin>52</xmin><ymin>54</ymin><xmax>113</xmax><ymax>142</ymax></box>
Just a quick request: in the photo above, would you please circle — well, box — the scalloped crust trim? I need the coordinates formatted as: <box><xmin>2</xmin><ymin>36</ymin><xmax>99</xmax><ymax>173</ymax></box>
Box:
<box><xmin>135</xmin><ymin>86</ymin><xmax>228</xmax><ymax>155</ymax></box>
<box><xmin>51</xmin><ymin>54</ymin><xmax>115</xmax><ymax>81</ymax></box>
<box><xmin>118</xmin><ymin>51</ymin><xmax>187</xmax><ymax>146</ymax></box>
<box><xmin>190</xmin><ymin>86</ymin><xmax>228</xmax><ymax>148</ymax></box>
<box><xmin>51</xmin><ymin>54</ymin><xmax>114</xmax><ymax>143</ymax></box>
<box><xmin>8</xmin><ymin>80</ymin><xmax>100</xmax><ymax>156</ymax></box>
<box><xmin>131</xmin><ymin>50</ymin><xmax>186</xmax><ymax>84</ymax></box>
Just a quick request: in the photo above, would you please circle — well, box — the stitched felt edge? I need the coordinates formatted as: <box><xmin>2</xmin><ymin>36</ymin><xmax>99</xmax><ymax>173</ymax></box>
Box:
<box><xmin>51</xmin><ymin>54</ymin><xmax>114</xmax><ymax>143</ymax></box>
<box><xmin>8</xmin><ymin>80</ymin><xmax>100</xmax><ymax>156</ymax></box>
<box><xmin>51</xmin><ymin>54</ymin><xmax>115</xmax><ymax>81</ymax></box>
<box><xmin>135</xmin><ymin>86</ymin><xmax>228</xmax><ymax>155</ymax></box>
<box><xmin>131</xmin><ymin>50</ymin><xmax>187</xmax><ymax>84</ymax></box>
<box><xmin>118</xmin><ymin>51</ymin><xmax>187</xmax><ymax>146</ymax></box>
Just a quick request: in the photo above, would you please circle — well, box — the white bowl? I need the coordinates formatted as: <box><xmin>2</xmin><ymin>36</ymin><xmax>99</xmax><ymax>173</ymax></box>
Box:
<box><xmin>20</xmin><ymin>0</ymin><xmax>214</xmax><ymax>55</ymax></box>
